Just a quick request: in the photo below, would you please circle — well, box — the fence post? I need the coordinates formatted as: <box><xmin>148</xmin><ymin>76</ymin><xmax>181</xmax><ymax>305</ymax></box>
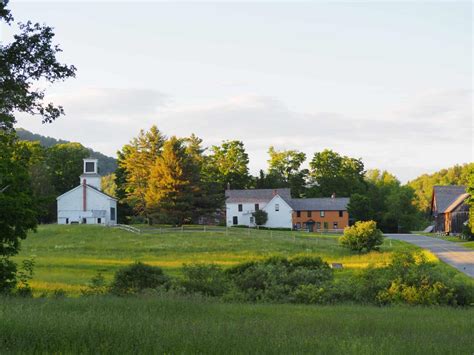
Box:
<box><xmin>181</xmin><ymin>225</ymin><xmax>184</xmax><ymax>233</ymax></box>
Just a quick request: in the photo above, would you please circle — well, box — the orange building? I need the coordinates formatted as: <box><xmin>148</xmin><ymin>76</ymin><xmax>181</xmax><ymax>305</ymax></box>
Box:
<box><xmin>290</xmin><ymin>198</ymin><xmax>350</xmax><ymax>232</ymax></box>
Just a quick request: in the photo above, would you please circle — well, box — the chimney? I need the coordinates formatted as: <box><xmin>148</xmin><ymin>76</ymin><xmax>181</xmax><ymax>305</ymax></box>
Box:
<box><xmin>82</xmin><ymin>179</ymin><xmax>87</xmax><ymax>211</ymax></box>
<box><xmin>273</xmin><ymin>189</ymin><xmax>278</xmax><ymax>196</ymax></box>
<box><xmin>331</xmin><ymin>192</ymin><xmax>336</xmax><ymax>199</ymax></box>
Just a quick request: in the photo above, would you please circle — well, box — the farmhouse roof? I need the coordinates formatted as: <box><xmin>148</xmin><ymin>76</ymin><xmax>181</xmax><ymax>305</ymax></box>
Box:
<box><xmin>225</xmin><ymin>188</ymin><xmax>291</xmax><ymax>203</ymax></box>
<box><xmin>289</xmin><ymin>197</ymin><xmax>350</xmax><ymax>211</ymax></box>
<box><xmin>432</xmin><ymin>185</ymin><xmax>467</xmax><ymax>213</ymax></box>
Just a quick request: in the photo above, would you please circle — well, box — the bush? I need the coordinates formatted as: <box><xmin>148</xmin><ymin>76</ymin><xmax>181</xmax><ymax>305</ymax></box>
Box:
<box><xmin>356</xmin><ymin>251</ymin><xmax>474</xmax><ymax>306</ymax></box>
<box><xmin>81</xmin><ymin>272</ymin><xmax>108</xmax><ymax>296</ymax></box>
<box><xmin>181</xmin><ymin>263</ymin><xmax>229</xmax><ymax>297</ymax></box>
<box><xmin>110</xmin><ymin>262</ymin><xmax>170</xmax><ymax>295</ymax></box>
<box><xmin>340</xmin><ymin>220</ymin><xmax>384</xmax><ymax>253</ymax></box>
<box><xmin>0</xmin><ymin>258</ymin><xmax>17</xmax><ymax>294</ymax></box>
<box><xmin>252</xmin><ymin>210</ymin><xmax>268</xmax><ymax>226</ymax></box>
<box><xmin>226</xmin><ymin>256</ymin><xmax>333</xmax><ymax>302</ymax></box>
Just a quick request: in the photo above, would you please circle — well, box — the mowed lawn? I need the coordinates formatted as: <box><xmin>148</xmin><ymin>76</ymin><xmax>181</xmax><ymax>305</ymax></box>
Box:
<box><xmin>15</xmin><ymin>225</ymin><xmax>431</xmax><ymax>295</ymax></box>
<box><xmin>0</xmin><ymin>296</ymin><xmax>473</xmax><ymax>354</ymax></box>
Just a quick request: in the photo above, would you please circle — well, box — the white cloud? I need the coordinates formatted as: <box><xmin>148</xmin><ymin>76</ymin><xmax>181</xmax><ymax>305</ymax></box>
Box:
<box><xmin>16</xmin><ymin>87</ymin><xmax>472</xmax><ymax>183</ymax></box>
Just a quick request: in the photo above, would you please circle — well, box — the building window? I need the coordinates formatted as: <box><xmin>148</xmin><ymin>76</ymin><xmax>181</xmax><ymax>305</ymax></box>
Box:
<box><xmin>233</xmin><ymin>216</ymin><xmax>238</xmax><ymax>225</ymax></box>
<box><xmin>85</xmin><ymin>162</ymin><xmax>95</xmax><ymax>173</ymax></box>
<box><xmin>333</xmin><ymin>222</ymin><xmax>338</xmax><ymax>229</ymax></box>
<box><xmin>98</xmin><ymin>218</ymin><xmax>101</xmax><ymax>224</ymax></box>
<box><xmin>110</xmin><ymin>207</ymin><xmax>116</xmax><ymax>221</ymax></box>
<box><xmin>255</xmin><ymin>203</ymin><xmax>259</xmax><ymax>211</ymax></box>
<box><xmin>66</xmin><ymin>218</ymin><xmax>69</xmax><ymax>224</ymax></box>
<box><xmin>250</xmin><ymin>216</ymin><xmax>254</xmax><ymax>223</ymax></box>
<box><xmin>323</xmin><ymin>222</ymin><xmax>328</xmax><ymax>230</ymax></box>
<box><xmin>339</xmin><ymin>211</ymin><xmax>343</xmax><ymax>218</ymax></box>
<box><xmin>320</xmin><ymin>211</ymin><xmax>325</xmax><ymax>217</ymax></box>
<box><xmin>296</xmin><ymin>211</ymin><xmax>301</xmax><ymax>217</ymax></box>
<box><xmin>316</xmin><ymin>222</ymin><xmax>321</xmax><ymax>230</ymax></box>
<box><xmin>307</xmin><ymin>211</ymin><xmax>312</xmax><ymax>217</ymax></box>
<box><xmin>238</xmin><ymin>204</ymin><xmax>243</xmax><ymax>212</ymax></box>
<box><xmin>296</xmin><ymin>222</ymin><xmax>301</xmax><ymax>229</ymax></box>
<box><xmin>82</xmin><ymin>218</ymin><xmax>87</xmax><ymax>224</ymax></box>
<box><xmin>275</xmin><ymin>203</ymin><xmax>279</xmax><ymax>211</ymax></box>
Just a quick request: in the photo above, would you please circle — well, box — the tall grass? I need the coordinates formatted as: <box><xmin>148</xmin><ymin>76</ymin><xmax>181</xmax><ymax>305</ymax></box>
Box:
<box><xmin>0</xmin><ymin>295</ymin><xmax>472</xmax><ymax>354</ymax></box>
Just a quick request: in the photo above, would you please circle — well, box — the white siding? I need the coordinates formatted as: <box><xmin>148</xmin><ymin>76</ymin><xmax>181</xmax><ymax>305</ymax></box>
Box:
<box><xmin>57</xmin><ymin>185</ymin><xmax>117</xmax><ymax>225</ymax></box>
<box><xmin>262</xmin><ymin>195</ymin><xmax>293</xmax><ymax>229</ymax></box>
<box><xmin>226</xmin><ymin>202</ymin><xmax>267</xmax><ymax>227</ymax></box>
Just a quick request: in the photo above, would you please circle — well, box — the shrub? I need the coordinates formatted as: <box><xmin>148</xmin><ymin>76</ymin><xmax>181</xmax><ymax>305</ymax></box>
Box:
<box><xmin>0</xmin><ymin>258</ymin><xmax>17</xmax><ymax>294</ymax></box>
<box><xmin>356</xmin><ymin>251</ymin><xmax>474</xmax><ymax>306</ymax></box>
<box><xmin>81</xmin><ymin>272</ymin><xmax>108</xmax><ymax>296</ymax></box>
<box><xmin>226</xmin><ymin>256</ymin><xmax>333</xmax><ymax>302</ymax></box>
<box><xmin>181</xmin><ymin>263</ymin><xmax>229</xmax><ymax>297</ymax></box>
<box><xmin>252</xmin><ymin>210</ymin><xmax>268</xmax><ymax>226</ymax></box>
<box><xmin>110</xmin><ymin>262</ymin><xmax>170</xmax><ymax>295</ymax></box>
<box><xmin>340</xmin><ymin>220</ymin><xmax>384</xmax><ymax>253</ymax></box>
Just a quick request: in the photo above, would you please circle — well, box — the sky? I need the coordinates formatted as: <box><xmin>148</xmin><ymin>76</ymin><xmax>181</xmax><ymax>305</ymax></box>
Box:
<box><xmin>2</xmin><ymin>1</ymin><xmax>473</xmax><ymax>182</ymax></box>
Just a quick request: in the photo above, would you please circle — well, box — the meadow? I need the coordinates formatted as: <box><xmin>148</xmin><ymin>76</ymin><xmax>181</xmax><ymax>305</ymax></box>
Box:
<box><xmin>4</xmin><ymin>225</ymin><xmax>473</xmax><ymax>354</ymax></box>
<box><xmin>13</xmin><ymin>224</ymin><xmax>427</xmax><ymax>295</ymax></box>
<box><xmin>1</xmin><ymin>295</ymin><xmax>473</xmax><ymax>354</ymax></box>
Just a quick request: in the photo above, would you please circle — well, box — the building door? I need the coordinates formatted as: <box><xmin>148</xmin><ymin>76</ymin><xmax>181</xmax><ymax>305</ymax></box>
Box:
<box><xmin>97</xmin><ymin>218</ymin><xmax>101</xmax><ymax>224</ymax></box>
<box><xmin>232</xmin><ymin>216</ymin><xmax>238</xmax><ymax>225</ymax></box>
<box><xmin>307</xmin><ymin>221</ymin><xmax>315</xmax><ymax>232</ymax></box>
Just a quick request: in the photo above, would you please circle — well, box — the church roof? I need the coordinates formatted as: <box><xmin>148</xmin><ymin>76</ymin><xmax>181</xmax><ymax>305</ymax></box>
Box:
<box><xmin>56</xmin><ymin>184</ymin><xmax>117</xmax><ymax>201</ymax></box>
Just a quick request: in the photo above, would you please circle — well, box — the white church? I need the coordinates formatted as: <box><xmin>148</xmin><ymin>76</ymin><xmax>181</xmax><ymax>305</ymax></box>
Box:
<box><xmin>57</xmin><ymin>158</ymin><xmax>117</xmax><ymax>225</ymax></box>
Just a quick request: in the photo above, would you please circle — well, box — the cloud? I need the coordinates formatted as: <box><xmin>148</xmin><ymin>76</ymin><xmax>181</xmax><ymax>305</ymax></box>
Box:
<box><xmin>16</xmin><ymin>87</ymin><xmax>472</xmax><ymax>183</ymax></box>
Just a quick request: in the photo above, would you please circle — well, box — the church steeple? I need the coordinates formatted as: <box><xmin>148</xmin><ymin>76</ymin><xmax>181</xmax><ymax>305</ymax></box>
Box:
<box><xmin>80</xmin><ymin>158</ymin><xmax>101</xmax><ymax>190</ymax></box>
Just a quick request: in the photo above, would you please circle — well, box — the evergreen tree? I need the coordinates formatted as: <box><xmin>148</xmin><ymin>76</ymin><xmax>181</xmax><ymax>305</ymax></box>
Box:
<box><xmin>145</xmin><ymin>137</ymin><xmax>196</xmax><ymax>225</ymax></box>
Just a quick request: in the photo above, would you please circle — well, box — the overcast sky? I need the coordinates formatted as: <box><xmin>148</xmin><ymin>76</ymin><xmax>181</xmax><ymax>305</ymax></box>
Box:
<box><xmin>4</xmin><ymin>1</ymin><xmax>472</xmax><ymax>182</ymax></box>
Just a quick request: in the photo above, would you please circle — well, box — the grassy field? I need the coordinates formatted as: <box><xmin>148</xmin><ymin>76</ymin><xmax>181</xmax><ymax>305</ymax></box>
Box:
<box><xmin>13</xmin><ymin>225</ymin><xmax>428</xmax><ymax>295</ymax></box>
<box><xmin>1</xmin><ymin>295</ymin><xmax>473</xmax><ymax>354</ymax></box>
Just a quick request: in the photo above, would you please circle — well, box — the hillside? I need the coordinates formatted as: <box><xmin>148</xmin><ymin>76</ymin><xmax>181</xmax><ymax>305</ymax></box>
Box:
<box><xmin>16</xmin><ymin>128</ymin><xmax>117</xmax><ymax>175</ymax></box>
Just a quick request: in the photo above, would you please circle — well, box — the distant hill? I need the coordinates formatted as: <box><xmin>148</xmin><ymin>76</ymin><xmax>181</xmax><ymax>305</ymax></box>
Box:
<box><xmin>17</xmin><ymin>128</ymin><xmax>118</xmax><ymax>175</ymax></box>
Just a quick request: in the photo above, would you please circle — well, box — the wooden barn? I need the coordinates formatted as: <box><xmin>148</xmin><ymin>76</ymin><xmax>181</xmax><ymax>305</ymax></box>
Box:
<box><xmin>431</xmin><ymin>185</ymin><xmax>469</xmax><ymax>235</ymax></box>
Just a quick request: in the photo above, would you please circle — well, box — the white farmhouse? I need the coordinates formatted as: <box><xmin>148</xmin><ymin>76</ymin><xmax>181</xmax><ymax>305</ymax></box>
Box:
<box><xmin>225</xmin><ymin>188</ymin><xmax>293</xmax><ymax>228</ymax></box>
<box><xmin>57</xmin><ymin>158</ymin><xmax>117</xmax><ymax>225</ymax></box>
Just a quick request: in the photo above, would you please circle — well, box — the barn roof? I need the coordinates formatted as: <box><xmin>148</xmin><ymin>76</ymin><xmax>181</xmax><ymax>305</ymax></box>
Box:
<box><xmin>289</xmin><ymin>198</ymin><xmax>349</xmax><ymax>211</ymax></box>
<box><xmin>432</xmin><ymin>185</ymin><xmax>467</xmax><ymax>213</ymax></box>
<box><xmin>56</xmin><ymin>184</ymin><xmax>117</xmax><ymax>201</ymax></box>
<box><xmin>225</xmin><ymin>188</ymin><xmax>291</xmax><ymax>203</ymax></box>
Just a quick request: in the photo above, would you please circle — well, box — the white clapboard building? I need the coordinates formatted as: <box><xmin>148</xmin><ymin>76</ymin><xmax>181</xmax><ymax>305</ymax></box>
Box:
<box><xmin>57</xmin><ymin>158</ymin><xmax>117</xmax><ymax>225</ymax></box>
<box><xmin>225</xmin><ymin>188</ymin><xmax>293</xmax><ymax>229</ymax></box>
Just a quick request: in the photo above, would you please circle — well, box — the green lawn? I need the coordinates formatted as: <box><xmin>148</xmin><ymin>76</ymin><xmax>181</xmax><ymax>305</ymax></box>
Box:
<box><xmin>14</xmin><ymin>225</ymin><xmax>437</xmax><ymax>295</ymax></box>
<box><xmin>0</xmin><ymin>296</ymin><xmax>472</xmax><ymax>354</ymax></box>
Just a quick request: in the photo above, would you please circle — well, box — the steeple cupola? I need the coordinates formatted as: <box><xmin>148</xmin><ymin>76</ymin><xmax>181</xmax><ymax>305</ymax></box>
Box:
<box><xmin>79</xmin><ymin>158</ymin><xmax>101</xmax><ymax>190</ymax></box>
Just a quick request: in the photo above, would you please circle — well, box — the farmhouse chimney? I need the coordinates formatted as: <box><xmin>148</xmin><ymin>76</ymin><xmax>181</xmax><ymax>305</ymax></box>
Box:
<box><xmin>82</xmin><ymin>179</ymin><xmax>87</xmax><ymax>211</ymax></box>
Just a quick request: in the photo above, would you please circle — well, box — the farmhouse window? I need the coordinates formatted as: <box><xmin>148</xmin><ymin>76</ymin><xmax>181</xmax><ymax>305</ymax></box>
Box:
<box><xmin>110</xmin><ymin>207</ymin><xmax>116</xmax><ymax>221</ymax></box>
<box><xmin>339</xmin><ymin>211</ymin><xmax>343</xmax><ymax>218</ymax></box>
<box><xmin>307</xmin><ymin>211</ymin><xmax>312</xmax><ymax>217</ymax></box>
<box><xmin>296</xmin><ymin>222</ymin><xmax>301</xmax><ymax>229</ymax></box>
<box><xmin>66</xmin><ymin>218</ymin><xmax>69</xmax><ymax>224</ymax></box>
<box><xmin>324</xmin><ymin>222</ymin><xmax>329</xmax><ymax>230</ymax></box>
<box><xmin>255</xmin><ymin>203</ymin><xmax>259</xmax><ymax>211</ymax></box>
<box><xmin>250</xmin><ymin>217</ymin><xmax>254</xmax><ymax>223</ymax></box>
<box><xmin>316</xmin><ymin>222</ymin><xmax>321</xmax><ymax>230</ymax></box>
<box><xmin>275</xmin><ymin>204</ymin><xmax>279</xmax><ymax>211</ymax></box>
<box><xmin>233</xmin><ymin>216</ymin><xmax>238</xmax><ymax>225</ymax></box>
<box><xmin>320</xmin><ymin>211</ymin><xmax>325</xmax><ymax>217</ymax></box>
<box><xmin>296</xmin><ymin>211</ymin><xmax>301</xmax><ymax>217</ymax></box>
<box><xmin>333</xmin><ymin>222</ymin><xmax>338</xmax><ymax>229</ymax></box>
<box><xmin>238</xmin><ymin>204</ymin><xmax>243</xmax><ymax>212</ymax></box>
